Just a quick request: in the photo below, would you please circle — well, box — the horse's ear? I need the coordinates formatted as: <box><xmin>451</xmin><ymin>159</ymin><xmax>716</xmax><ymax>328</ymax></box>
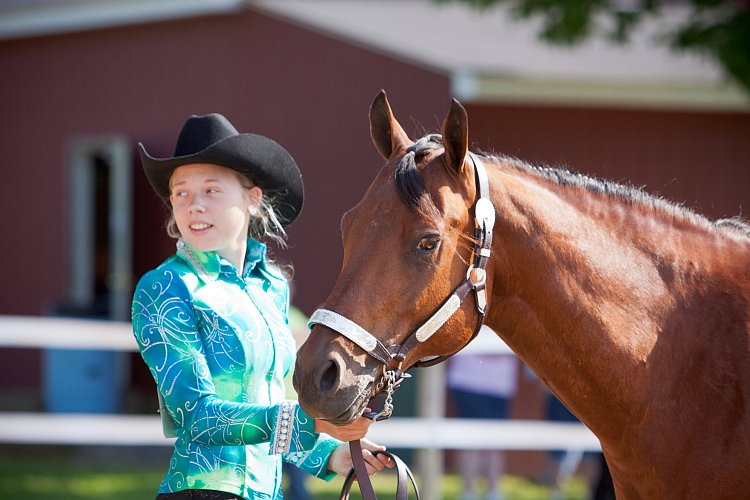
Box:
<box><xmin>369</xmin><ymin>90</ymin><xmax>411</xmax><ymax>160</ymax></box>
<box><xmin>441</xmin><ymin>98</ymin><xmax>469</xmax><ymax>174</ymax></box>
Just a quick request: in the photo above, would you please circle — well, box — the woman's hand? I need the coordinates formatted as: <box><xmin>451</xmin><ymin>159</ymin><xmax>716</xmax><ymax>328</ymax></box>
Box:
<box><xmin>314</xmin><ymin>412</ymin><xmax>375</xmax><ymax>442</ymax></box>
<box><xmin>326</xmin><ymin>438</ymin><xmax>395</xmax><ymax>476</ymax></box>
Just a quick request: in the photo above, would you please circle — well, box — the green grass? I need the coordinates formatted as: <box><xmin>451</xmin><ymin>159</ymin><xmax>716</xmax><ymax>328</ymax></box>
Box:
<box><xmin>0</xmin><ymin>449</ymin><xmax>588</xmax><ymax>499</ymax></box>
<box><xmin>0</xmin><ymin>458</ymin><xmax>164</xmax><ymax>499</ymax></box>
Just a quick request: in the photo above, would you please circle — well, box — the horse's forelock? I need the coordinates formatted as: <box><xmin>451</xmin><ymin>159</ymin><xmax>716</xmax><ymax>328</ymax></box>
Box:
<box><xmin>393</xmin><ymin>135</ymin><xmax>443</xmax><ymax>220</ymax></box>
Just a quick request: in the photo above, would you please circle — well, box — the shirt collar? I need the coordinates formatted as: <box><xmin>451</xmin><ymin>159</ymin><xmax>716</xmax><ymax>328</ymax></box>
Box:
<box><xmin>176</xmin><ymin>237</ymin><xmax>269</xmax><ymax>282</ymax></box>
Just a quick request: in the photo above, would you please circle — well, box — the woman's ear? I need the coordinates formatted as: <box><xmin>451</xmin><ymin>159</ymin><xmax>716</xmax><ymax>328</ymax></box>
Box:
<box><xmin>247</xmin><ymin>186</ymin><xmax>263</xmax><ymax>215</ymax></box>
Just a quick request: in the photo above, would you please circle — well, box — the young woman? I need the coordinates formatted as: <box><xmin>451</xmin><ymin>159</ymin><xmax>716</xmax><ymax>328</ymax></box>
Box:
<box><xmin>132</xmin><ymin>113</ymin><xmax>392</xmax><ymax>499</ymax></box>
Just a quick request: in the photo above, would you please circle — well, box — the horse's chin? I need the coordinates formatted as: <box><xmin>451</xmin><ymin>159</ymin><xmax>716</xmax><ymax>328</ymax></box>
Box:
<box><xmin>298</xmin><ymin>378</ymin><xmax>374</xmax><ymax>425</ymax></box>
<box><xmin>335</xmin><ymin>391</ymin><xmax>374</xmax><ymax>425</ymax></box>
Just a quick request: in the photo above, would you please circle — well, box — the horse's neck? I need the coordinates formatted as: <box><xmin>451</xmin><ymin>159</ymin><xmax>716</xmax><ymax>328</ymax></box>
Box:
<box><xmin>482</xmin><ymin>164</ymin><xmax>732</xmax><ymax>439</ymax></box>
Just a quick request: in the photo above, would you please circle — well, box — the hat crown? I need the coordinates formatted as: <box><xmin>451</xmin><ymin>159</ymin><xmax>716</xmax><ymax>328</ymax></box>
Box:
<box><xmin>173</xmin><ymin>113</ymin><xmax>238</xmax><ymax>157</ymax></box>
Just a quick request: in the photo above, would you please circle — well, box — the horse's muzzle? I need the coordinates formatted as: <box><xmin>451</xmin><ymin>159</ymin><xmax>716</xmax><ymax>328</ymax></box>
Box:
<box><xmin>293</xmin><ymin>327</ymin><xmax>375</xmax><ymax>423</ymax></box>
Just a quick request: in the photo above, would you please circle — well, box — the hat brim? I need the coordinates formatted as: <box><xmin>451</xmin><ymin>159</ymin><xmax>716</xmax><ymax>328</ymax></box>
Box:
<box><xmin>139</xmin><ymin>133</ymin><xmax>303</xmax><ymax>228</ymax></box>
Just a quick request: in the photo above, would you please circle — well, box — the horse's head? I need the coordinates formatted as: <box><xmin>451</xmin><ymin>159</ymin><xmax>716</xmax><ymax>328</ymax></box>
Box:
<box><xmin>294</xmin><ymin>91</ymin><xmax>493</xmax><ymax>424</ymax></box>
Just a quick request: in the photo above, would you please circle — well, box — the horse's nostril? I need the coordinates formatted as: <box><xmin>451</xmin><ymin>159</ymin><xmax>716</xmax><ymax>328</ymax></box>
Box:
<box><xmin>320</xmin><ymin>359</ymin><xmax>339</xmax><ymax>393</ymax></box>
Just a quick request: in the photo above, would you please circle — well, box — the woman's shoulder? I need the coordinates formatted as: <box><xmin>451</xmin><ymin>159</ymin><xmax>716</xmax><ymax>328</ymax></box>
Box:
<box><xmin>134</xmin><ymin>255</ymin><xmax>195</xmax><ymax>293</ymax></box>
<box><xmin>259</xmin><ymin>261</ymin><xmax>288</xmax><ymax>284</ymax></box>
<box><xmin>259</xmin><ymin>261</ymin><xmax>291</xmax><ymax>300</ymax></box>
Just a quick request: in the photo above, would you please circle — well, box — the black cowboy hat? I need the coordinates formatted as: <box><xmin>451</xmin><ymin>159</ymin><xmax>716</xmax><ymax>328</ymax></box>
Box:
<box><xmin>139</xmin><ymin>113</ymin><xmax>303</xmax><ymax>228</ymax></box>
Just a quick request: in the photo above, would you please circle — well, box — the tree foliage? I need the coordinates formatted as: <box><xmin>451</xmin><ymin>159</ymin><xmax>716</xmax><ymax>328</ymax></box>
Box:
<box><xmin>436</xmin><ymin>0</ymin><xmax>750</xmax><ymax>92</ymax></box>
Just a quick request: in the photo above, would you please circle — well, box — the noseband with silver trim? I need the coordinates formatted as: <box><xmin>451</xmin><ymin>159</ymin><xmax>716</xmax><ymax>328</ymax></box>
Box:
<box><xmin>308</xmin><ymin>151</ymin><xmax>495</xmax><ymax>420</ymax></box>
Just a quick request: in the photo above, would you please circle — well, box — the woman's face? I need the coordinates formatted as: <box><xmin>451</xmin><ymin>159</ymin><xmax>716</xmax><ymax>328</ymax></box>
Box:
<box><xmin>169</xmin><ymin>163</ymin><xmax>261</xmax><ymax>263</ymax></box>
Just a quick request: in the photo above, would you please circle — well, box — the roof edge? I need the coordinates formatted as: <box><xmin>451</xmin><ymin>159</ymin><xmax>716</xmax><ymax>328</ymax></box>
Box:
<box><xmin>453</xmin><ymin>72</ymin><xmax>750</xmax><ymax>113</ymax></box>
<box><xmin>0</xmin><ymin>0</ymin><xmax>243</xmax><ymax>41</ymax></box>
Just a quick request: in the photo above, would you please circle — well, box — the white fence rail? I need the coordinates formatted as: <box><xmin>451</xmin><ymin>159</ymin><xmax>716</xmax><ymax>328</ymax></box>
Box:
<box><xmin>0</xmin><ymin>412</ymin><xmax>599</xmax><ymax>451</ymax></box>
<box><xmin>0</xmin><ymin>315</ymin><xmax>135</xmax><ymax>351</ymax></box>
<box><xmin>0</xmin><ymin>315</ymin><xmax>518</xmax><ymax>353</ymax></box>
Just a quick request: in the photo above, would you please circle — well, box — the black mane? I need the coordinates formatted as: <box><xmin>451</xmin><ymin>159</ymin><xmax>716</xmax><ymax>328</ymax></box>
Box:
<box><xmin>392</xmin><ymin>134</ymin><xmax>748</xmax><ymax>240</ymax></box>
<box><xmin>488</xmin><ymin>151</ymin><xmax>748</xmax><ymax>239</ymax></box>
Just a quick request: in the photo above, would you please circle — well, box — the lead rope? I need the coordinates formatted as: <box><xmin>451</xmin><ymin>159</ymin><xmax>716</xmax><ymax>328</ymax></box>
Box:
<box><xmin>340</xmin><ymin>369</ymin><xmax>418</xmax><ymax>500</ymax></box>
<box><xmin>340</xmin><ymin>440</ymin><xmax>420</xmax><ymax>500</ymax></box>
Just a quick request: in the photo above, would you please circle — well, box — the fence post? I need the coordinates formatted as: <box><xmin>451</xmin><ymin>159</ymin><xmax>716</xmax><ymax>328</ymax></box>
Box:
<box><xmin>417</xmin><ymin>362</ymin><xmax>445</xmax><ymax>500</ymax></box>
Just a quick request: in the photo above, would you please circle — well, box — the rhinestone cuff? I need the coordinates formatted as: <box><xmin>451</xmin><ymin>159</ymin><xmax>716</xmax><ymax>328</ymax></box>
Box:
<box><xmin>270</xmin><ymin>400</ymin><xmax>295</xmax><ymax>454</ymax></box>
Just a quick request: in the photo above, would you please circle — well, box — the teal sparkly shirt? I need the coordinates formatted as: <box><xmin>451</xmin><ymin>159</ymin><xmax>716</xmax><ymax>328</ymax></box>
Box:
<box><xmin>131</xmin><ymin>238</ymin><xmax>339</xmax><ymax>499</ymax></box>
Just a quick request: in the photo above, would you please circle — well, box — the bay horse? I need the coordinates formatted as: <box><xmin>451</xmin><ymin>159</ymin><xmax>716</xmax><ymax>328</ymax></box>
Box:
<box><xmin>293</xmin><ymin>91</ymin><xmax>750</xmax><ymax>499</ymax></box>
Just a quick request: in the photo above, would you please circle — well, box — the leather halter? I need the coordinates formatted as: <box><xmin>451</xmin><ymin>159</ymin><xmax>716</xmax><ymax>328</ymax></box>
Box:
<box><xmin>308</xmin><ymin>152</ymin><xmax>495</xmax><ymax>419</ymax></box>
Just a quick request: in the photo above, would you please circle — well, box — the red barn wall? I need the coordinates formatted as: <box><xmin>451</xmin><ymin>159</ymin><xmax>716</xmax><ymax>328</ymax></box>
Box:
<box><xmin>464</xmin><ymin>103</ymin><xmax>750</xmax><ymax>221</ymax></box>
<box><xmin>0</xmin><ymin>9</ymin><xmax>449</xmax><ymax>391</ymax></box>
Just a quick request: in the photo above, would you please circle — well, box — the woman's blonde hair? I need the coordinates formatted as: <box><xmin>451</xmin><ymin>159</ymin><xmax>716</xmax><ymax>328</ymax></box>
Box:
<box><xmin>166</xmin><ymin>169</ymin><xmax>288</xmax><ymax>247</ymax></box>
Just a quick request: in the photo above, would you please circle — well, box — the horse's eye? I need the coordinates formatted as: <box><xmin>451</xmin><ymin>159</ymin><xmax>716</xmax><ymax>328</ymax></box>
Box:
<box><xmin>415</xmin><ymin>235</ymin><xmax>440</xmax><ymax>254</ymax></box>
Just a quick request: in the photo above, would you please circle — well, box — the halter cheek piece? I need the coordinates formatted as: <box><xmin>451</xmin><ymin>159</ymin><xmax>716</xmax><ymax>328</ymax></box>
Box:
<box><xmin>308</xmin><ymin>153</ymin><xmax>495</xmax><ymax>420</ymax></box>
